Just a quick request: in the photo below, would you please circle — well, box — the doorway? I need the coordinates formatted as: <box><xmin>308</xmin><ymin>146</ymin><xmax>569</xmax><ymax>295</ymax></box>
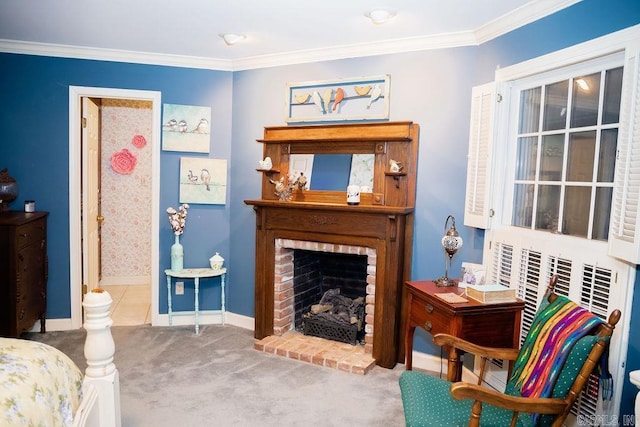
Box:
<box><xmin>69</xmin><ymin>86</ymin><xmax>161</xmax><ymax>329</ymax></box>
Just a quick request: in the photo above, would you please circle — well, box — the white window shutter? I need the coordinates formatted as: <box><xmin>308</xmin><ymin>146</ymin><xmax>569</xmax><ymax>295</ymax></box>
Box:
<box><xmin>609</xmin><ymin>42</ymin><xmax>640</xmax><ymax>263</ymax></box>
<box><xmin>464</xmin><ymin>82</ymin><xmax>496</xmax><ymax>229</ymax></box>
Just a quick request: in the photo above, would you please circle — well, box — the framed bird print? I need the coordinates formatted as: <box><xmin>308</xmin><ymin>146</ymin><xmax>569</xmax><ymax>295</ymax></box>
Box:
<box><xmin>285</xmin><ymin>75</ymin><xmax>390</xmax><ymax>123</ymax></box>
<box><xmin>162</xmin><ymin>104</ymin><xmax>211</xmax><ymax>153</ymax></box>
<box><xmin>179</xmin><ymin>157</ymin><xmax>227</xmax><ymax>205</ymax></box>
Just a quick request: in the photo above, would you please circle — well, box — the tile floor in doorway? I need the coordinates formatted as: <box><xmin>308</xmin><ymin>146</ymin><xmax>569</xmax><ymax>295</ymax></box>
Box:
<box><xmin>101</xmin><ymin>284</ymin><xmax>151</xmax><ymax>326</ymax></box>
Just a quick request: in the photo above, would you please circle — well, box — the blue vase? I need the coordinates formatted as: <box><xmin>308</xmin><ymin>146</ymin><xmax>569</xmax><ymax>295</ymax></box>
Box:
<box><xmin>171</xmin><ymin>234</ymin><xmax>184</xmax><ymax>272</ymax></box>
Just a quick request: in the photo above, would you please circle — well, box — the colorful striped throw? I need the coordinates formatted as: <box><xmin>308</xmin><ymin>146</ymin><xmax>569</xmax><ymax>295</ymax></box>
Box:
<box><xmin>509</xmin><ymin>295</ymin><xmax>610</xmax><ymax>423</ymax></box>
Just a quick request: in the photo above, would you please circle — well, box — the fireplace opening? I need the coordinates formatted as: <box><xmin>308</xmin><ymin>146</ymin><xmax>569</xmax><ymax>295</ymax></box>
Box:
<box><xmin>293</xmin><ymin>249</ymin><xmax>367</xmax><ymax>345</ymax></box>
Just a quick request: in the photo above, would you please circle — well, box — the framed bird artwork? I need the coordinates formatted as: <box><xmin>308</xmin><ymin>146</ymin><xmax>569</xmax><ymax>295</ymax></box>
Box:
<box><xmin>286</xmin><ymin>74</ymin><xmax>390</xmax><ymax>123</ymax></box>
<box><xmin>179</xmin><ymin>157</ymin><xmax>227</xmax><ymax>205</ymax></box>
<box><xmin>162</xmin><ymin>103</ymin><xmax>211</xmax><ymax>153</ymax></box>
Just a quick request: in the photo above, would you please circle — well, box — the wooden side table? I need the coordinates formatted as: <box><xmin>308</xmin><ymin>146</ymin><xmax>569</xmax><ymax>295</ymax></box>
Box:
<box><xmin>165</xmin><ymin>268</ymin><xmax>227</xmax><ymax>334</ymax></box>
<box><xmin>404</xmin><ymin>280</ymin><xmax>524</xmax><ymax>382</ymax></box>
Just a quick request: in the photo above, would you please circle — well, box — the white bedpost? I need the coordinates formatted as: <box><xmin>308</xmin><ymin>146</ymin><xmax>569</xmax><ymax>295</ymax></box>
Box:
<box><xmin>630</xmin><ymin>370</ymin><xmax>640</xmax><ymax>422</ymax></box>
<box><xmin>82</xmin><ymin>289</ymin><xmax>121</xmax><ymax>427</ymax></box>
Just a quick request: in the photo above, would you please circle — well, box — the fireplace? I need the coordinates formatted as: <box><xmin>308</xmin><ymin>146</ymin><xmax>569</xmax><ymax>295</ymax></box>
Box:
<box><xmin>295</xmin><ymin>249</ymin><xmax>367</xmax><ymax>345</ymax></box>
<box><xmin>274</xmin><ymin>240</ymin><xmax>375</xmax><ymax>350</ymax></box>
<box><xmin>246</xmin><ymin>121</ymin><xmax>419</xmax><ymax>370</ymax></box>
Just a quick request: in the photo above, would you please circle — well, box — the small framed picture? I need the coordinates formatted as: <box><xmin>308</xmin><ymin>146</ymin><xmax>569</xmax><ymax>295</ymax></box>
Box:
<box><xmin>460</xmin><ymin>262</ymin><xmax>486</xmax><ymax>287</ymax></box>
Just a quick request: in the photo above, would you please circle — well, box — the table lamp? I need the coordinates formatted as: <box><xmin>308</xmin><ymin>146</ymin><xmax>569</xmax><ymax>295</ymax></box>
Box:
<box><xmin>436</xmin><ymin>215</ymin><xmax>463</xmax><ymax>287</ymax></box>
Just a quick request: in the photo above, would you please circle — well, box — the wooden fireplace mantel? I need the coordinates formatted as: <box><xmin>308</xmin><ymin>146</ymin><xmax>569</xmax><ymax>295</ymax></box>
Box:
<box><xmin>245</xmin><ymin>121</ymin><xmax>419</xmax><ymax>369</ymax></box>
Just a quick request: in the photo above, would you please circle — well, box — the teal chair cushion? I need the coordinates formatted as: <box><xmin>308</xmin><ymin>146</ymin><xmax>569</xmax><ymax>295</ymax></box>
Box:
<box><xmin>399</xmin><ymin>371</ymin><xmax>534</xmax><ymax>427</ymax></box>
<box><xmin>399</xmin><ymin>335</ymin><xmax>598</xmax><ymax>427</ymax></box>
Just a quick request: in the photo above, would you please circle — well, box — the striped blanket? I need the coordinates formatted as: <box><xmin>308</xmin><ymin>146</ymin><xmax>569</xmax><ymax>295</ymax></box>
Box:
<box><xmin>509</xmin><ymin>294</ymin><xmax>609</xmax><ymax>423</ymax></box>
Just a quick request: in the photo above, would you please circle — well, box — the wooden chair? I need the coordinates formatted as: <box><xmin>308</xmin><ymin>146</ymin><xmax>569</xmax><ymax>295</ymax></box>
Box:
<box><xmin>399</xmin><ymin>276</ymin><xmax>621</xmax><ymax>427</ymax></box>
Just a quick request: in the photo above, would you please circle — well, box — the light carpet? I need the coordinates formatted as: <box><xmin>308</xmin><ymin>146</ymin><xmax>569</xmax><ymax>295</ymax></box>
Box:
<box><xmin>26</xmin><ymin>324</ymin><xmax>406</xmax><ymax>427</ymax></box>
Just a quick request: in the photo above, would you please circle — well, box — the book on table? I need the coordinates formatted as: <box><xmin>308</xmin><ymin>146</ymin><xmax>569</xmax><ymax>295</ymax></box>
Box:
<box><xmin>466</xmin><ymin>284</ymin><xmax>517</xmax><ymax>303</ymax></box>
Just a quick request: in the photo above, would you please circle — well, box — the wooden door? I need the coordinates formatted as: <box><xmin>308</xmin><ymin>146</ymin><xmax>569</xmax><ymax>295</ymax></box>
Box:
<box><xmin>81</xmin><ymin>97</ymin><xmax>102</xmax><ymax>294</ymax></box>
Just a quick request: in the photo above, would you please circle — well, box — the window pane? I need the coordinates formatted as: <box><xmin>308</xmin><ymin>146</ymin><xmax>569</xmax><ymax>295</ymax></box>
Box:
<box><xmin>536</xmin><ymin>185</ymin><xmax>560</xmax><ymax>231</ymax></box>
<box><xmin>571</xmin><ymin>73</ymin><xmax>600</xmax><ymax>128</ymax></box>
<box><xmin>519</xmin><ymin>87</ymin><xmax>541</xmax><ymax>134</ymax></box>
<box><xmin>603</xmin><ymin>67</ymin><xmax>623</xmax><ymax>124</ymax></box>
<box><xmin>515</xmin><ymin>137</ymin><xmax>538</xmax><ymax>180</ymax></box>
<box><xmin>593</xmin><ymin>187</ymin><xmax>613</xmax><ymax>240</ymax></box>
<box><xmin>566</xmin><ymin>131</ymin><xmax>595</xmax><ymax>182</ymax></box>
<box><xmin>598</xmin><ymin>129</ymin><xmax>618</xmax><ymax>182</ymax></box>
<box><xmin>543</xmin><ymin>80</ymin><xmax>568</xmax><ymax>131</ymax></box>
<box><xmin>513</xmin><ymin>184</ymin><xmax>534</xmax><ymax>228</ymax></box>
<box><xmin>563</xmin><ymin>186</ymin><xmax>591</xmax><ymax>238</ymax></box>
<box><xmin>540</xmin><ymin>135</ymin><xmax>564</xmax><ymax>181</ymax></box>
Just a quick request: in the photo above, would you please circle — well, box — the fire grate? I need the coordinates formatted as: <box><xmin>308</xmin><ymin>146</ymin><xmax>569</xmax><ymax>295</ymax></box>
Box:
<box><xmin>303</xmin><ymin>315</ymin><xmax>361</xmax><ymax>345</ymax></box>
<box><xmin>302</xmin><ymin>288</ymin><xmax>365</xmax><ymax>345</ymax></box>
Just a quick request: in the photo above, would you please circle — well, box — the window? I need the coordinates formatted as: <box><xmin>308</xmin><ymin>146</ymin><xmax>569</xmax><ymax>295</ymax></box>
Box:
<box><xmin>464</xmin><ymin>26</ymin><xmax>640</xmax><ymax>424</ymax></box>
<box><xmin>512</xmin><ymin>66</ymin><xmax>623</xmax><ymax>240</ymax></box>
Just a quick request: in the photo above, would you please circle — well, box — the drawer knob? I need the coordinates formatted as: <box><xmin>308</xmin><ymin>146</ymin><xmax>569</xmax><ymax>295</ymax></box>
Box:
<box><xmin>425</xmin><ymin>304</ymin><xmax>434</xmax><ymax>313</ymax></box>
<box><xmin>424</xmin><ymin>321</ymin><xmax>432</xmax><ymax>331</ymax></box>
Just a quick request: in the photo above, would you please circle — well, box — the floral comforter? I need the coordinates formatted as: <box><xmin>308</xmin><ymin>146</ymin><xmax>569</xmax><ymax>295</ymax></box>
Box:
<box><xmin>0</xmin><ymin>338</ymin><xmax>83</xmax><ymax>426</ymax></box>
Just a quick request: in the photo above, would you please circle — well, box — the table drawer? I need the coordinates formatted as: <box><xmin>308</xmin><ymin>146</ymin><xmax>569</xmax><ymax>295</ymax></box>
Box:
<box><xmin>409</xmin><ymin>294</ymin><xmax>449</xmax><ymax>335</ymax></box>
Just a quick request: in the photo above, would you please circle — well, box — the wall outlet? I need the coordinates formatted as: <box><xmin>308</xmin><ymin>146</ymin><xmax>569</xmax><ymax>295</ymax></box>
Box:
<box><xmin>175</xmin><ymin>281</ymin><xmax>184</xmax><ymax>295</ymax></box>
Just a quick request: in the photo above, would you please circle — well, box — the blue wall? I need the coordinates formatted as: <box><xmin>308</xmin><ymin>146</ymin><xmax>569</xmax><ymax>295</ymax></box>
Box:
<box><xmin>1</xmin><ymin>0</ymin><xmax>639</xmax><ymax>417</ymax></box>
<box><xmin>0</xmin><ymin>54</ymin><xmax>233</xmax><ymax>316</ymax></box>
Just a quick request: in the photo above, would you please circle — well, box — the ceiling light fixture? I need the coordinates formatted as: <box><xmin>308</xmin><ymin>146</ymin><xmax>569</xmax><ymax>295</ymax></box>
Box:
<box><xmin>576</xmin><ymin>78</ymin><xmax>590</xmax><ymax>91</ymax></box>
<box><xmin>365</xmin><ymin>9</ymin><xmax>396</xmax><ymax>25</ymax></box>
<box><xmin>219</xmin><ymin>33</ymin><xmax>246</xmax><ymax>46</ymax></box>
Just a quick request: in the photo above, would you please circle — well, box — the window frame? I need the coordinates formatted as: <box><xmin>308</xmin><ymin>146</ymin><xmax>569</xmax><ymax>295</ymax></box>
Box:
<box><xmin>463</xmin><ymin>24</ymin><xmax>640</xmax><ymax>422</ymax></box>
<box><xmin>504</xmin><ymin>53</ymin><xmax>624</xmax><ymax>238</ymax></box>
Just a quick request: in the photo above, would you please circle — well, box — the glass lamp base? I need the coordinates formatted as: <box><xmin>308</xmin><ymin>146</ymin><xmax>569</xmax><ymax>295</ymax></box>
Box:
<box><xmin>436</xmin><ymin>276</ymin><xmax>456</xmax><ymax>287</ymax></box>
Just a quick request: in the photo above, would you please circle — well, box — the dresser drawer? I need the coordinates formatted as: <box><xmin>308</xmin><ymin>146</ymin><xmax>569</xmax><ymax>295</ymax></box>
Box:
<box><xmin>409</xmin><ymin>293</ymin><xmax>449</xmax><ymax>335</ymax></box>
<box><xmin>16</xmin><ymin>220</ymin><xmax>45</xmax><ymax>250</ymax></box>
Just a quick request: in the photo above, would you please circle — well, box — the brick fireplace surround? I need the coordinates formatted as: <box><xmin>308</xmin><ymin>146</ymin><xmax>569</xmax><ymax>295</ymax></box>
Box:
<box><xmin>254</xmin><ymin>239</ymin><xmax>378</xmax><ymax>374</ymax></box>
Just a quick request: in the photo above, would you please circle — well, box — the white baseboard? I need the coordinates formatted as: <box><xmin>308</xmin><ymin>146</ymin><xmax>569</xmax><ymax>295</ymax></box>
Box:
<box><xmin>30</xmin><ymin>318</ymin><xmax>74</xmax><ymax>332</ymax></box>
<box><xmin>152</xmin><ymin>310</ymin><xmax>255</xmax><ymax>331</ymax></box>
<box><xmin>410</xmin><ymin>350</ymin><xmax>478</xmax><ymax>383</ymax></box>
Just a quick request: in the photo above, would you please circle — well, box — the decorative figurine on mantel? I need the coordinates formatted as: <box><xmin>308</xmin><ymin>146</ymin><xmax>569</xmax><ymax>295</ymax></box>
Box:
<box><xmin>389</xmin><ymin>159</ymin><xmax>403</xmax><ymax>173</ymax></box>
<box><xmin>0</xmin><ymin>168</ymin><xmax>18</xmax><ymax>212</ymax></box>
<box><xmin>258</xmin><ymin>157</ymin><xmax>273</xmax><ymax>170</ymax></box>
<box><xmin>270</xmin><ymin>173</ymin><xmax>307</xmax><ymax>201</ymax></box>
<box><xmin>270</xmin><ymin>177</ymin><xmax>295</xmax><ymax>201</ymax></box>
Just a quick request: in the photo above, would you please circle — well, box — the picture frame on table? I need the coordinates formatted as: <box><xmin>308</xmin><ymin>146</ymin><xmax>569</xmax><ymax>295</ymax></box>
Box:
<box><xmin>460</xmin><ymin>262</ymin><xmax>486</xmax><ymax>288</ymax></box>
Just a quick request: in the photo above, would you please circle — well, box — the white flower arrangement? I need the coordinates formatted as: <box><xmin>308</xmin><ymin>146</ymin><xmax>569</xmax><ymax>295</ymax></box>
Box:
<box><xmin>166</xmin><ymin>203</ymin><xmax>189</xmax><ymax>235</ymax></box>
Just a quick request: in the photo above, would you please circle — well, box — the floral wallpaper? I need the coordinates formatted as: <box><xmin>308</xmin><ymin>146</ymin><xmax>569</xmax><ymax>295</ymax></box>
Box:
<box><xmin>100</xmin><ymin>99</ymin><xmax>152</xmax><ymax>282</ymax></box>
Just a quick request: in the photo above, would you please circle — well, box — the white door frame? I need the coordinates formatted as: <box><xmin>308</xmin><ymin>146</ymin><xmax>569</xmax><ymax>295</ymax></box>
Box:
<box><xmin>68</xmin><ymin>86</ymin><xmax>161</xmax><ymax>329</ymax></box>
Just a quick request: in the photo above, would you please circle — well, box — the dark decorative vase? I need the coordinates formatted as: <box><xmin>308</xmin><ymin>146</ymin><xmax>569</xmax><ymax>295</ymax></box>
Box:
<box><xmin>0</xmin><ymin>168</ymin><xmax>18</xmax><ymax>212</ymax></box>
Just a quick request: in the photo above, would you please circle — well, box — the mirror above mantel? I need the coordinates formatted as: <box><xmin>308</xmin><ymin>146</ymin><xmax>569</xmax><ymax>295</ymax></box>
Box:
<box><xmin>289</xmin><ymin>153</ymin><xmax>374</xmax><ymax>192</ymax></box>
<box><xmin>248</xmin><ymin>121</ymin><xmax>419</xmax><ymax>208</ymax></box>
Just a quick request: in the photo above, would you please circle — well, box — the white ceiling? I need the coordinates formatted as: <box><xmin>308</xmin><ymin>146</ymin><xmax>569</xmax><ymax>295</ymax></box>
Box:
<box><xmin>0</xmin><ymin>0</ymin><xmax>580</xmax><ymax>70</ymax></box>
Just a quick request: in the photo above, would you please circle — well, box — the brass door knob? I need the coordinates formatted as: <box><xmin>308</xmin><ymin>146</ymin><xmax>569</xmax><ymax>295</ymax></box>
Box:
<box><xmin>97</xmin><ymin>215</ymin><xmax>105</xmax><ymax>224</ymax></box>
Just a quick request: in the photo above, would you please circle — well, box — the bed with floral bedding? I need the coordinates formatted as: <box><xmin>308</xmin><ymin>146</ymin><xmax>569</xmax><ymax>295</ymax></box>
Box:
<box><xmin>0</xmin><ymin>288</ymin><xmax>121</xmax><ymax>427</ymax></box>
<box><xmin>0</xmin><ymin>337</ymin><xmax>84</xmax><ymax>426</ymax></box>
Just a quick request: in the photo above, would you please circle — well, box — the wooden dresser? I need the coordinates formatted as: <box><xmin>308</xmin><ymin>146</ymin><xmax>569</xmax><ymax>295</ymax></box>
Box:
<box><xmin>0</xmin><ymin>211</ymin><xmax>48</xmax><ymax>337</ymax></box>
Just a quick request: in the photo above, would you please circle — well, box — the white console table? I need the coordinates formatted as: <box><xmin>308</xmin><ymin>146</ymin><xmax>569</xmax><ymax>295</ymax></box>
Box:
<box><xmin>164</xmin><ymin>268</ymin><xmax>227</xmax><ymax>334</ymax></box>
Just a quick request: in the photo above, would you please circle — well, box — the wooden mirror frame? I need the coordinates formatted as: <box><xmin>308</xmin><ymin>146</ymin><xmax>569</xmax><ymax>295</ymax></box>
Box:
<box><xmin>253</xmin><ymin>121</ymin><xmax>419</xmax><ymax>208</ymax></box>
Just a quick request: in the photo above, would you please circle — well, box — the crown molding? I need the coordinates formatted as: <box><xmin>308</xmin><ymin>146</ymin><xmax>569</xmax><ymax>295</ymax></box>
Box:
<box><xmin>231</xmin><ymin>31</ymin><xmax>477</xmax><ymax>71</ymax></box>
<box><xmin>0</xmin><ymin>1</ymin><xmax>581</xmax><ymax>71</ymax></box>
<box><xmin>0</xmin><ymin>39</ymin><xmax>234</xmax><ymax>71</ymax></box>
<box><xmin>474</xmin><ymin>0</ymin><xmax>582</xmax><ymax>44</ymax></box>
